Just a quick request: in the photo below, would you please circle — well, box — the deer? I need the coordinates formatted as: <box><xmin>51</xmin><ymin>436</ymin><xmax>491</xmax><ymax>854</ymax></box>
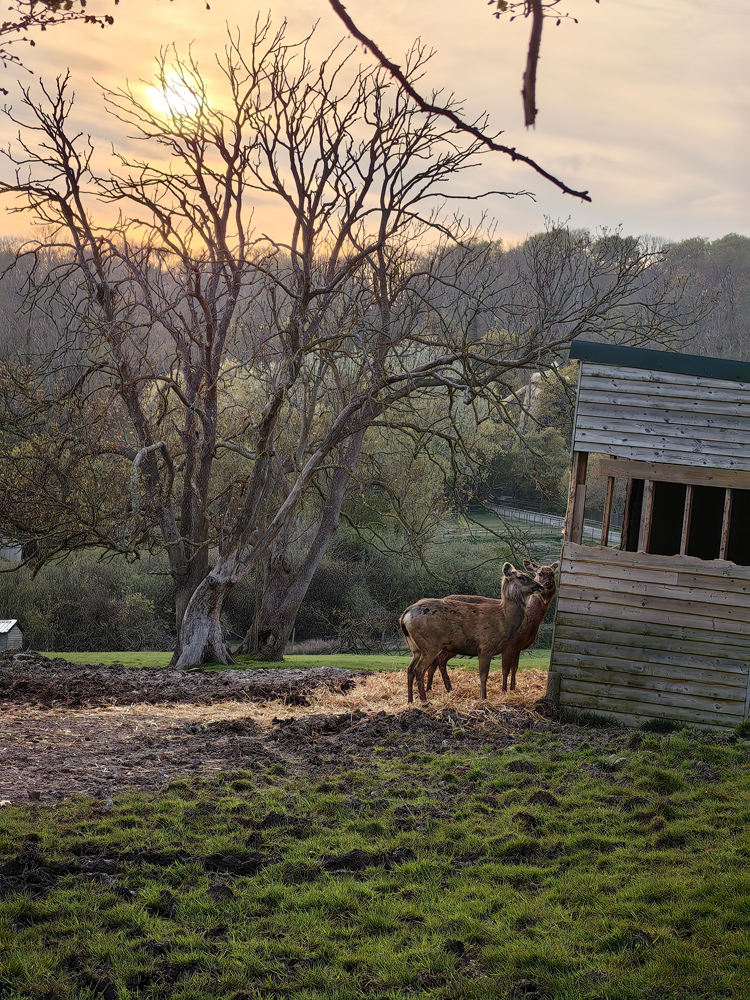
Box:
<box><xmin>424</xmin><ymin>559</ymin><xmax>559</xmax><ymax>696</ymax></box>
<box><xmin>399</xmin><ymin>562</ymin><xmax>545</xmax><ymax>704</ymax></box>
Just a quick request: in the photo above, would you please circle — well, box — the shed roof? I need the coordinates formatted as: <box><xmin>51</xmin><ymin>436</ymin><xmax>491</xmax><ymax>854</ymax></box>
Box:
<box><xmin>0</xmin><ymin>620</ymin><xmax>19</xmax><ymax>633</ymax></box>
<box><xmin>569</xmin><ymin>340</ymin><xmax>750</xmax><ymax>384</ymax></box>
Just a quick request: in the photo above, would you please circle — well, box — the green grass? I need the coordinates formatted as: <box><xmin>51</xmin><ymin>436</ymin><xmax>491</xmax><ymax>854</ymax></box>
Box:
<box><xmin>38</xmin><ymin>650</ymin><xmax>412</xmax><ymax>670</ymax></box>
<box><xmin>445</xmin><ymin>509</ymin><xmax>563</xmax><ymax>559</ymax></box>
<box><xmin>1</xmin><ymin>727</ymin><xmax>749</xmax><ymax>998</ymax></box>
<box><xmin>38</xmin><ymin>649</ymin><xmax>553</xmax><ymax>672</ymax></box>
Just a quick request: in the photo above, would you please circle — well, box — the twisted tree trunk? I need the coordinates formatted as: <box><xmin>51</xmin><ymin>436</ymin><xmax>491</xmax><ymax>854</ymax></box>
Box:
<box><xmin>174</xmin><ymin>573</ymin><xmax>237</xmax><ymax>668</ymax></box>
<box><xmin>169</xmin><ymin>564</ymin><xmax>209</xmax><ymax>666</ymax></box>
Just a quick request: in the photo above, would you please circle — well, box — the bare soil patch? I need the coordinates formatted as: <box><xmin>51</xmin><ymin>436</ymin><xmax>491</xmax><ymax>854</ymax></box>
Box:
<box><xmin>1</xmin><ymin>652</ymin><xmax>556</xmax><ymax>806</ymax></box>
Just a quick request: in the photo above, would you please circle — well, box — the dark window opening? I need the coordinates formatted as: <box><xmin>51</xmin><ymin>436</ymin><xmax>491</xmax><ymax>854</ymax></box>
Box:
<box><xmin>727</xmin><ymin>489</ymin><xmax>750</xmax><ymax>565</ymax></box>
<box><xmin>686</xmin><ymin>486</ymin><xmax>725</xmax><ymax>560</ymax></box>
<box><xmin>579</xmin><ymin>454</ymin><xmax>750</xmax><ymax>566</ymax></box>
<box><xmin>622</xmin><ymin>479</ymin><xmax>644</xmax><ymax>552</ymax></box>
<box><xmin>649</xmin><ymin>481</ymin><xmax>687</xmax><ymax>556</ymax></box>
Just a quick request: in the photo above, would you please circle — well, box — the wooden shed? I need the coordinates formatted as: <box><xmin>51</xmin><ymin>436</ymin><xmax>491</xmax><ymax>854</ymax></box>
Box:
<box><xmin>0</xmin><ymin>620</ymin><xmax>23</xmax><ymax>651</ymax></box>
<box><xmin>547</xmin><ymin>340</ymin><xmax>750</xmax><ymax>730</ymax></box>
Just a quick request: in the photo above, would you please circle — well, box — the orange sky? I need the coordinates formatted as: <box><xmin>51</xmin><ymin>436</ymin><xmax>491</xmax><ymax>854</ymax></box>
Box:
<box><xmin>1</xmin><ymin>0</ymin><xmax>748</xmax><ymax>244</ymax></box>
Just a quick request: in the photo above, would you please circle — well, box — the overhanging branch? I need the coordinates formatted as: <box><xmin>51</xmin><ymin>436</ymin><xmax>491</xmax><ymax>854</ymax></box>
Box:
<box><xmin>325</xmin><ymin>0</ymin><xmax>591</xmax><ymax>202</ymax></box>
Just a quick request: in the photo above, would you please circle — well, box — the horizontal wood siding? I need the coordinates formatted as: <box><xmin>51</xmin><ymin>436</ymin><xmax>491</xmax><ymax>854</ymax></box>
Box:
<box><xmin>549</xmin><ymin>543</ymin><xmax>750</xmax><ymax>728</ymax></box>
<box><xmin>573</xmin><ymin>364</ymin><xmax>750</xmax><ymax>470</ymax></box>
<box><xmin>0</xmin><ymin>626</ymin><xmax>22</xmax><ymax>651</ymax></box>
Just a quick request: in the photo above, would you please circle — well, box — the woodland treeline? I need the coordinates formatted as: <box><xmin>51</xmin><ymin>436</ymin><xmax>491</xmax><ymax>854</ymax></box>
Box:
<box><xmin>0</xmin><ymin>20</ymin><xmax>745</xmax><ymax>660</ymax></box>
<box><xmin>1</xmin><ymin>230</ymin><xmax>746</xmax><ymax>655</ymax></box>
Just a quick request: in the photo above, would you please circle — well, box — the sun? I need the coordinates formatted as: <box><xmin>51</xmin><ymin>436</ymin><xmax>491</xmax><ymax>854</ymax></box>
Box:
<box><xmin>148</xmin><ymin>75</ymin><xmax>202</xmax><ymax>120</ymax></box>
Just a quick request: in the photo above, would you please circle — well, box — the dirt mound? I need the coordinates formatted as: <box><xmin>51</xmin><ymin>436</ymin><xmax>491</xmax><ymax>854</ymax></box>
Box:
<box><xmin>269</xmin><ymin>704</ymin><xmax>536</xmax><ymax>756</ymax></box>
<box><xmin>0</xmin><ymin>654</ymin><xmax>564</xmax><ymax>806</ymax></box>
<box><xmin>0</xmin><ymin>652</ymin><xmax>360</xmax><ymax>709</ymax></box>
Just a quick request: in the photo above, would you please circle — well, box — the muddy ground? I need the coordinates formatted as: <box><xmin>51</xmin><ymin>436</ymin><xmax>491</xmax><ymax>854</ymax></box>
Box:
<box><xmin>2</xmin><ymin>651</ymin><xmax>587</xmax><ymax>807</ymax></box>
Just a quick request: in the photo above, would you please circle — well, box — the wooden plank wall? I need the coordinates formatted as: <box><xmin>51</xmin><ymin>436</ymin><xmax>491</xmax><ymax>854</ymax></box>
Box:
<box><xmin>549</xmin><ymin>543</ymin><xmax>750</xmax><ymax>729</ymax></box>
<box><xmin>574</xmin><ymin>364</ymin><xmax>750</xmax><ymax>470</ymax></box>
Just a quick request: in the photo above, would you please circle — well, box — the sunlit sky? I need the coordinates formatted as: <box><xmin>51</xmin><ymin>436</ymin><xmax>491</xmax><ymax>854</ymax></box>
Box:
<box><xmin>1</xmin><ymin>0</ymin><xmax>748</xmax><ymax>245</ymax></box>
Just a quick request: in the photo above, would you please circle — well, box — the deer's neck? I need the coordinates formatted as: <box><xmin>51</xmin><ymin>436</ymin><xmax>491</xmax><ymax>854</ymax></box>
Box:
<box><xmin>525</xmin><ymin>589</ymin><xmax>555</xmax><ymax>625</ymax></box>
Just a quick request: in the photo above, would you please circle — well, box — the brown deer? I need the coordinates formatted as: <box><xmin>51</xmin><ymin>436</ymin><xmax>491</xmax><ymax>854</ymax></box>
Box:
<box><xmin>399</xmin><ymin>562</ymin><xmax>544</xmax><ymax>703</ymax></box>
<box><xmin>424</xmin><ymin>559</ymin><xmax>559</xmax><ymax>696</ymax></box>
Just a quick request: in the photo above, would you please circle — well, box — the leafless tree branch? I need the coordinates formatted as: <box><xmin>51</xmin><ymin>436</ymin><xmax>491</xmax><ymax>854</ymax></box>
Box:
<box><xmin>326</xmin><ymin>0</ymin><xmax>590</xmax><ymax>201</ymax></box>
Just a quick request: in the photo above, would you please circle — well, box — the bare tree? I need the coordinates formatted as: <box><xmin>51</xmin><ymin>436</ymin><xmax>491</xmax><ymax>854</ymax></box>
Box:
<box><xmin>0</xmin><ymin>20</ymin><xmax>690</xmax><ymax>667</ymax></box>
<box><xmin>0</xmin><ymin>0</ymin><xmax>120</xmax><ymax>92</ymax></box>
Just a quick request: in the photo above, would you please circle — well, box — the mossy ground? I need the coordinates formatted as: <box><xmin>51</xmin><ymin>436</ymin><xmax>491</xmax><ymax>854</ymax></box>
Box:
<box><xmin>1</xmin><ymin>723</ymin><xmax>749</xmax><ymax>999</ymax></box>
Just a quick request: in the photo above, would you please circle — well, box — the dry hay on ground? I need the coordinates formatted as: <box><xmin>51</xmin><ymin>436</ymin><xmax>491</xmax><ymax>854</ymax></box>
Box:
<box><xmin>254</xmin><ymin>666</ymin><xmax>549</xmax><ymax>725</ymax></box>
<box><xmin>0</xmin><ymin>659</ymin><xmax>551</xmax><ymax>806</ymax></box>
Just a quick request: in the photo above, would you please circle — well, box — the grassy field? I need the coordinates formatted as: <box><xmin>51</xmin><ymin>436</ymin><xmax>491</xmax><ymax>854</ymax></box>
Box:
<box><xmin>442</xmin><ymin>510</ymin><xmax>563</xmax><ymax>564</ymax></box>
<box><xmin>38</xmin><ymin>650</ymin><xmax>553</xmax><ymax>672</ymax></box>
<box><xmin>1</xmin><ymin>721</ymin><xmax>749</xmax><ymax>999</ymax></box>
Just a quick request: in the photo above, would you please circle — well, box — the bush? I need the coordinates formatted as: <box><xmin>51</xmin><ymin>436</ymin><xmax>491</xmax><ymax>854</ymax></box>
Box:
<box><xmin>0</xmin><ymin>524</ymin><xmax>551</xmax><ymax>654</ymax></box>
<box><xmin>0</xmin><ymin>553</ymin><xmax>173</xmax><ymax>651</ymax></box>
<box><xmin>291</xmin><ymin>530</ymin><xmax>522</xmax><ymax>652</ymax></box>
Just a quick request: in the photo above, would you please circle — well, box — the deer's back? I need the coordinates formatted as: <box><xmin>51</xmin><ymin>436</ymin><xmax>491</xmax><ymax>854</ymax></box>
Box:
<box><xmin>401</xmin><ymin>596</ymin><xmax>526</xmax><ymax>656</ymax></box>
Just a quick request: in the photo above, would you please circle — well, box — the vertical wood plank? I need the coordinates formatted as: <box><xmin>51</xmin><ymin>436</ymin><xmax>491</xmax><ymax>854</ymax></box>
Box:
<box><xmin>546</xmin><ymin>671</ymin><xmax>561</xmax><ymax>704</ymax></box>
<box><xmin>680</xmin><ymin>484</ymin><xmax>693</xmax><ymax>556</ymax></box>
<box><xmin>621</xmin><ymin>477</ymin><xmax>635</xmax><ymax>551</ymax></box>
<box><xmin>638</xmin><ymin>479</ymin><xmax>654</xmax><ymax>552</ymax></box>
<box><xmin>600</xmin><ymin>475</ymin><xmax>615</xmax><ymax>547</ymax></box>
<box><xmin>720</xmin><ymin>489</ymin><xmax>733</xmax><ymax>560</ymax></box>
<box><xmin>572</xmin><ymin>485</ymin><xmax>587</xmax><ymax>544</ymax></box>
<box><xmin>565</xmin><ymin>451</ymin><xmax>589</xmax><ymax>544</ymax></box>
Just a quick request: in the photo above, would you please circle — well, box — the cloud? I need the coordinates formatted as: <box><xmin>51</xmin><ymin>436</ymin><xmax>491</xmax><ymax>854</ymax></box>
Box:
<box><xmin>0</xmin><ymin>0</ymin><xmax>746</xmax><ymax>242</ymax></box>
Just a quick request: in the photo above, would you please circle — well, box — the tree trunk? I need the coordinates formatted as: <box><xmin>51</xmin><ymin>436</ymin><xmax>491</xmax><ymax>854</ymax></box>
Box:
<box><xmin>174</xmin><ymin>574</ymin><xmax>237</xmax><ymax>668</ymax></box>
<box><xmin>169</xmin><ymin>580</ymin><xmax>196</xmax><ymax>667</ymax></box>
<box><xmin>251</xmin><ymin>580</ymin><xmax>301</xmax><ymax>661</ymax></box>
<box><xmin>168</xmin><ymin>555</ymin><xmax>210</xmax><ymax>667</ymax></box>
<box><xmin>244</xmin><ymin>524</ymin><xmax>341</xmax><ymax>660</ymax></box>
<box><xmin>238</xmin><ymin>434</ymin><xmax>365</xmax><ymax>659</ymax></box>
<box><xmin>238</xmin><ymin>538</ymin><xmax>319</xmax><ymax>661</ymax></box>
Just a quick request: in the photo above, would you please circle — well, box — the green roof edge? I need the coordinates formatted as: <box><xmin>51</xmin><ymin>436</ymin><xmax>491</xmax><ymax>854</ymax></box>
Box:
<box><xmin>569</xmin><ymin>340</ymin><xmax>750</xmax><ymax>383</ymax></box>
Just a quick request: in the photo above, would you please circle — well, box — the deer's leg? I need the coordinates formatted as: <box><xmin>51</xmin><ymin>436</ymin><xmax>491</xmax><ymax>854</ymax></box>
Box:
<box><xmin>408</xmin><ymin>652</ymin><xmax>429</xmax><ymax>704</ymax></box>
<box><xmin>437</xmin><ymin>653</ymin><xmax>453</xmax><ymax>692</ymax></box>
<box><xmin>509</xmin><ymin>651</ymin><xmax>521</xmax><ymax>691</ymax></box>
<box><xmin>439</xmin><ymin>654</ymin><xmax>452</xmax><ymax>693</ymax></box>
<box><xmin>478</xmin><ymin>654</ymin><xmax>492</xmax><ymax>700</ymax></box>
<box><xmin>501</xmin><ymin>649</ymin><xmax>520</xmax><ymax>692</ymax></box>
<box><xmin>415</xmin><ymin>660</ymin><xmax>429</xmax><ymax>703</ymax></box>
<box><xmin>407</xmin><ymin>652</ymin><xmax>421</xmax><ymax>704</ymax></box>
<box><xmin>425</xmin><ymin>659</ymin><xmax>437</xmax><ymax>692</ymax></box>
<box><xmin>503</xmin><ymin>649</ymin><xmax>511</xmax><ymax>692</ymax></box>
<box><xmin>427</xmin><ymin>652</ymin><xmax>452</xmax><ymax>694</ymax></box>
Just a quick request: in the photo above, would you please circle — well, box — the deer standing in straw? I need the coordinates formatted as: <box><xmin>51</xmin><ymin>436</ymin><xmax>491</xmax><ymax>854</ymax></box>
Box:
<box><xmin>399</xmin><ymin>562</ymin><xmax>544</xmax><ymax>703</ymax></box>
<box><xmin>424</xmin><ymin>559</ymin><xmax>559</xmax><ymax>697</ymax></box>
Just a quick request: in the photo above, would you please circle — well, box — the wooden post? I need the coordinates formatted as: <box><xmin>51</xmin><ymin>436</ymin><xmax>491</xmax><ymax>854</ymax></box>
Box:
<box><xmin>637</xmin><ymin>480</ymin><xmax>654</xmax><ymax>552</ymax></box>
<box><xmin>546</xmin><ymin>670</ymin><xmax>561</xmax><ymax>705</ymax></box>
<box><xmin>621</xmin><ymin>478</ymin><xmax>635</xmax><ymax>550</ymax></box>
<box><xmin>680</xmin><ymin>484</ymin><xmax>693</xmax><ymax>556</ymax></box>
<box><xmin>720</xmin><ymin>489</ymin><xmax>733</xmax><ymax>560</ymax></box>
<box><xmin>566</xmin><ymin>451</ymin><xmax>588</xmax><ymax>545</ymax></box>
<box><xmin>600</xmin><ymin>475</ymin><xmax>615</xmax><ymax>547</ymax></box>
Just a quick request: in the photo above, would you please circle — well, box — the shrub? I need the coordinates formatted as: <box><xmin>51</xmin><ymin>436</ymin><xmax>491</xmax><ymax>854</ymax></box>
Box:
<box><xmin>0</xmin><ymin>553</ymin><xmax>173</xmax><ymax>651</ymax></box>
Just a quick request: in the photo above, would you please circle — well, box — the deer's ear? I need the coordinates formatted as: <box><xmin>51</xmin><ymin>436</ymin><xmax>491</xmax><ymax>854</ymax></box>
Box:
<box><xmin>551</xmin><ymin>562</ymin><xmax>559</xmax><ymax>570</ymax></box>
<box><xmin>502</xmin><ymin>562</ymin><xmax>512</xmax><ymax>577</ymax></box>
<box><xmin>523</xmin><ymin>559</ymin><xmax>535</xmax><ymax>571</ymax></box>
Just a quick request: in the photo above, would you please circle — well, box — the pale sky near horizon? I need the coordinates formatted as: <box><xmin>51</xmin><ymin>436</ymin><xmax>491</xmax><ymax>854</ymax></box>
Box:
<box><xmin>1</xmin><ymin>0</ymin><xmax>747</xmax><ymax>245</ymax></box>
